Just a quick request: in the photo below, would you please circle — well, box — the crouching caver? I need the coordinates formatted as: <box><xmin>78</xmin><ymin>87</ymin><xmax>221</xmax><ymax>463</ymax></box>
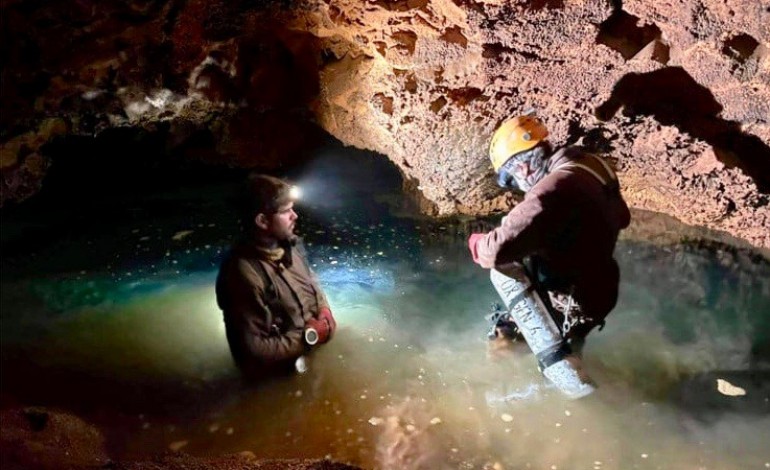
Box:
<box><xmin>216</xmin><ymin>174</ymin><xmax>337</xmax><ymax>379</ymax></box>
<box><xmin>468</xmin><ymin>115</ymin><xmax>631</xmax><ymax>398</ymax></box>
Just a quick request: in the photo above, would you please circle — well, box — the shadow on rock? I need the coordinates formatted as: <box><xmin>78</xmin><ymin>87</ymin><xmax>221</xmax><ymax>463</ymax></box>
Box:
<box><xmin>596</xmin><ymin>66</ymin><xmax>770</xmax><ymax>193</ymax></box>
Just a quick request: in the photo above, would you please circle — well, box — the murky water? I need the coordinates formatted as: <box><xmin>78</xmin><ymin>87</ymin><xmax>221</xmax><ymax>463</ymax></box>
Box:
<box><xmin>2</xmin><ymin>144</ymin><xmax>769</xmax><ymax>469</ymax></box>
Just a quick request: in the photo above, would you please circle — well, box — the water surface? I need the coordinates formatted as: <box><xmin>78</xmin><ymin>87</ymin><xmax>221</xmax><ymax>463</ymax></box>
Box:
<box><xmin>2</xmin><ymin>145</ymin><xmax>769</xmax><ymax>469</ymax></box>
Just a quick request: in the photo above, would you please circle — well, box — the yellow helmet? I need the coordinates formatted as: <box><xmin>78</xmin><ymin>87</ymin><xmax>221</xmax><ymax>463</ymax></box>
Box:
<box><xmin>489</xmin><ymin>115</ymin><xmax>549</xmax><ymax>171</ymax></box>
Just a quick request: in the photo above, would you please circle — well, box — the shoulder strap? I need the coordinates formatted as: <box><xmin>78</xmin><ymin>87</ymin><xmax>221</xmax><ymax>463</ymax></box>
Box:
<box><xmin>556</xmin><ymin>161</ymin><xmax>609</xmax><ymax>186</ymax></box>
<box><xmin>553</xmin><ymin>151</ymin><xmax>618</xmax><ymax>188</ymax></box>
<box><xmin>587</xmin><ymin>154</ymin><xmax>617</xmax><ymax>181</ymax></box>
<box><xmin>248</xmin><ymin>257</ymin><xmax>277</xmax><ymax>300</ymax></box>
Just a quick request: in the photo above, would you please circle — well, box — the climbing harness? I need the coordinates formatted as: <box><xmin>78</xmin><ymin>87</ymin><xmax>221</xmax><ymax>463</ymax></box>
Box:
<box><xmin>485</xmin><ymin>302</ymin><xmax>520</xmax><ymax>341</ymax></box>
<box><xmin>549</xmin><ymin>288</ymin><xmax>579</xmax><ymax>336</ymax></box>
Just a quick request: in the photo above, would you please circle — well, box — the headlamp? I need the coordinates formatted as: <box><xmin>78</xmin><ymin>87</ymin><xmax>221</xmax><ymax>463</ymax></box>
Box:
<box><xmin>289</xmin><ymin>185</ymin><xmax>302</xmax><ymax>201</ymax></box>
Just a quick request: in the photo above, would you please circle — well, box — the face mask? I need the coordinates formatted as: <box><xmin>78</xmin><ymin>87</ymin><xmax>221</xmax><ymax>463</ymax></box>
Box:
<box><xmin>496</xmin><ymin>146</ymin><xmax>549</xmax><ymax>192</ymax></box>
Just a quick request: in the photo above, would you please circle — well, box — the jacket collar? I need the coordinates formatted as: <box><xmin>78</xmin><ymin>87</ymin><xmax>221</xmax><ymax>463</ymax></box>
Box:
<box><xmin>239</xmin><ymin>238</ymin><xmax>295</xmax><ymax>267</ymax></box>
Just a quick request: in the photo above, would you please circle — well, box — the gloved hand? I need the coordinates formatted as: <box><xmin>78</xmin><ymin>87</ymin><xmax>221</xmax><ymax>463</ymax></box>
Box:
<box><xmin>318</xmin><ymin>307</ymin><xmax>337</xmax><ymax>336</ymax></box>
<box><xmin>304</xmin><ymin>316</ymin><xmax>331</xmax><ymax>345</ymax></box>
<box><xmin>467</xmin><ymin>233</ymin><xmax>485</xmax><ymax>265</ymax></box>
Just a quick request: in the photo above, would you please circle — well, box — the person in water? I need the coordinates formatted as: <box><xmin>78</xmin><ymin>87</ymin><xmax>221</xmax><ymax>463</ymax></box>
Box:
<box><xmin>468</xmin><ymin>114</ymin><xmax>630</xmax><ymax>394</ymax></box>
<box><xmin>216</xmin><ymin>174</ymin><xmax>336</xmax><ymax>379</ymax></box>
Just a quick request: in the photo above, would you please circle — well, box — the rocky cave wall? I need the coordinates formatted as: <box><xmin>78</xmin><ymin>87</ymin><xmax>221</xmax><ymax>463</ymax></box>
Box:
<box><xmin>1</xmin><ymin>0</ymin><xmax>768</xmax><ymax>248</ymax></box>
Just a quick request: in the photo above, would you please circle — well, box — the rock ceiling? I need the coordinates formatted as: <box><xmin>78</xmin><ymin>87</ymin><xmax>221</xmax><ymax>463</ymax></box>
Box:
<box><xmin>1</xmin><ymin>0</ymin><xmax>768</xmax><ymax>247</ymax></box>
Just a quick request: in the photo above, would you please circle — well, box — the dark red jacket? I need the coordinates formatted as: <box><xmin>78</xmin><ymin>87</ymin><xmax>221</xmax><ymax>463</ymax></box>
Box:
<box><xmin>475</xmin><ymin>147</ymin><xmax>631</xmax><ymax>322</ymax></box>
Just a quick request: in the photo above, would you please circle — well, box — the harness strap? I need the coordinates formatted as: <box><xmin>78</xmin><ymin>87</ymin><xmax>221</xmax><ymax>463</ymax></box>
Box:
<box><xmin>536</xmin><ymin>343</ymin><xmax>573</xmax><ymax>370</ymax></box>
<box><xmin>552</xmin><ymin>153</ymin><xmax>623</xmax><ymax>202</ymax></box>
<box><xmin>557</xmin><ymin>161</ymin><xmax>608</xmax><ymax>185</ymax></box>
<box><xmin>246</xmin><ymin>258</ymin><xmax>283</xmax><ymax>335</ymax></box>
<box><xmin>590</xmin><ymin>154</ymin><xmax>618</xmax><ymax>181</ymax></box>
<box><xmin>249</xmin><ymin>258</ymin><xmax>276</xmax><ymax>299</ymax></box>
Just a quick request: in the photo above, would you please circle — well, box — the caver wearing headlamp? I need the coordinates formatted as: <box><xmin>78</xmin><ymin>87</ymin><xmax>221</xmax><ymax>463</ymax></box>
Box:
<box><xmin>216</xmin><ymin>174</ymin><xmax>337</xmax><ymax>380</ymax></box>
<box><xmin>469</xmin><ymin>114</ymin><xmax>631</xmax><ymax>399</ymax></box>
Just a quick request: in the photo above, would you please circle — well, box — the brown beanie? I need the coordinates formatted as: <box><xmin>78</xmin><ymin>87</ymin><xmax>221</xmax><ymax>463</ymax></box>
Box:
<box><xmin>239</xmin><ymin>174</ymin><xmax>293</xmax><ymax>225</ymax></box>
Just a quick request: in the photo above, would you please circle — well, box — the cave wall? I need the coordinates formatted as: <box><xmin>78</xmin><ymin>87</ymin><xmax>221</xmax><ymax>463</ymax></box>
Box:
<box><xmin>1</xmin><ymin>0</ymin><xmax>768</xmax><ymax>248</ymax></box>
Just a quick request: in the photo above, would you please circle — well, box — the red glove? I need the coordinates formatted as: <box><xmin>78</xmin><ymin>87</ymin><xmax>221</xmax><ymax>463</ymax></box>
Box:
<box><xmin>318</xmin><ymin>307</ymin><xmax>337</xmax><ymax>336</ymax></box>
<box><xmin>468</xmin><ymin>233</ymin><xmax>485</xmax><ymax>265</ymax></box>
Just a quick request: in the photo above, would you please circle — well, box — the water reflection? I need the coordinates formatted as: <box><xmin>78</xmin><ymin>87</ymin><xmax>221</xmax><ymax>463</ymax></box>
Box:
<box><xmin>2</xmin><ymin>148</ymin><xmax>769</xmax><ymax>469</ymax></box>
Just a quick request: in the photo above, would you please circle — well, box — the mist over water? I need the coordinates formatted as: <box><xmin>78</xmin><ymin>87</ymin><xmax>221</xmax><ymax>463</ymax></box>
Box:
<box><xmin>2</xmin><ymin>143</ymin><xmax>769</xmax><ymax>469</ymax></box>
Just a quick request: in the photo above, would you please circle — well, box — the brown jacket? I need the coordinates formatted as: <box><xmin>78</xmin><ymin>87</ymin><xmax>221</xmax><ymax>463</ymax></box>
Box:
<box><xmin>476</xmin><ymin>147</ymin><xmax>631</xmax><ymax>323</ymax></box>
<box><xmin>215</xmin><ymin>239</ymin><xmax>330</xmax><ymax>376</ymax></box>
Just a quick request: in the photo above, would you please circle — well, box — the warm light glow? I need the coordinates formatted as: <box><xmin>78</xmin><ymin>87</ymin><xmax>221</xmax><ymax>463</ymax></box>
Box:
<box><xmin>290</xmin><ymin>185</ymin><xmax>302</xmax><ymax>200</ymax></box>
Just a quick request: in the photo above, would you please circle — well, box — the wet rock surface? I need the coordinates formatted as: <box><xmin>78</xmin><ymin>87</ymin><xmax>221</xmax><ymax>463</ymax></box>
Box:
<box><xmin>0</xmin><ymin>407</ymin><xmax>109</xmax><ymax>470</ymax></box>
<box><xmin>111</xmin><ymin>455</ymin><xmax>362</xmax><ymax>470</ymax></box>
<box><xmin>0</xmin><ymin>405</ymin><xmax>363</xmax><ymax>469</ymax></box>
<box><xmin>1</xmin><ymin>0</ymin><xmax>768</xmax><ymax>249</ymax></box>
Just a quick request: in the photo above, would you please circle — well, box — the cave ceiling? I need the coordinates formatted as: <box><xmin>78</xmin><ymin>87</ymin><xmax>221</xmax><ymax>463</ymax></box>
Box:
<box><xmin>1</xmin><ymin>0</ymin><xmax>768</xmax><ymax>248</ymax></box>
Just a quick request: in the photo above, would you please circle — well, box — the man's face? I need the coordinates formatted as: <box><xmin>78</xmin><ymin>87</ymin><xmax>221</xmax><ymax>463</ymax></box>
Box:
<box><xmin>266</xmin><ymin>202</ymin><xmax>298</xmax><ymax>241</ymax></box>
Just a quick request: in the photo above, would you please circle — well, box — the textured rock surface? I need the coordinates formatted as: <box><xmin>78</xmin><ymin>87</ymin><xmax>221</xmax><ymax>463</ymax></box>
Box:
<box><xmin>1</xmin><ymin>0</ymin><xmax>768</xmax><ymax>247</ymax></box>
<box><xmin>111</xmin><ymin>455</ymin><xmax>363</xmax><ymax>470</ymax></box>
<box><xmin>0</xmin><ymin>407</ymin><xmax>109</xmax><ymax>469</ymax></box>
<box><xmin>0</xmin><ymin>406</ymin><xmax>363</xmax><ymax>470</ymax></box>
<box><xmin>0</xmin><ymin>407</ymin><xmax>359</xmax><ymax>470</ymax></box>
